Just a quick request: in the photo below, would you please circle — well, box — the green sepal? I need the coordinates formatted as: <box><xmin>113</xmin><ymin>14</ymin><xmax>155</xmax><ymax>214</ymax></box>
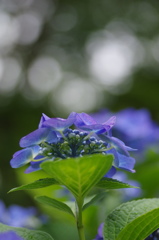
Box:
<box><xmin>8</xmin><ymin>178</ymin><xmax>59</xmax><ymax>193</ymax></box>
<box><xmin>41</xmin><ymin>154</ymin><xmax>113</xmax><ymax>202</ymax></box>
<box><xmin>35</xmin><ymin>196</ymin><xmax>75</xmax><ymax>217</ymax></box>
<box><xmin>96</xmin><ymin>177</ymin><xmax>139</xmax><ymax>190</ymax></box>
<box><xmin>104</xmin><ymin>198</ymin><xmax>159</xmax><ymax>240</ymax></box>
<box><xmin>0</xmin><ymin>223</ymin><xmax>54</xmax><ymax>240</ymax></box>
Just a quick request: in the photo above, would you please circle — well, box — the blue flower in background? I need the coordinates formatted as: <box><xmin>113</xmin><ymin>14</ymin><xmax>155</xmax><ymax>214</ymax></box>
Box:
<box><xmin>0</xmin><ymin>200</ymin><xmax>46</xmax><ymax>228</ymax></box>
<box><xmin>93</xmin><ymin>223</ymin><xmax>104</xmax><ymax>240</ymax></box>
<box><xmin>0</xmin><ymin>231</ymin><xmax>24</xmax><ymax>240</ymax></box>
<box><xmin>91</xmin><ymin>108</ymin><xmax>159</xmax><ymax>152</ymax></box>
<box><xmin>112</xmin><ymin>171</ymin><xmax>142</xmax><ymax>200</ymax></box>
<box><xmin>10</xmin><ymin>112</ymin><xmax>136</xmax><ymax>176</ymax></box>
<box><xmin>114</xmin><ymin>108</ymin><xmax>159</xmax><ymax>151</ymax></box>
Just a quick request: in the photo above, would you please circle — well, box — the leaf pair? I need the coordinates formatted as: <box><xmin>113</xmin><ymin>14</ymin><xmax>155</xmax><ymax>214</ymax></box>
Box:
<box><xmin>9</xmin><ymin>154</ymin><xmax>137</xmax><ymax>217</ymax></box>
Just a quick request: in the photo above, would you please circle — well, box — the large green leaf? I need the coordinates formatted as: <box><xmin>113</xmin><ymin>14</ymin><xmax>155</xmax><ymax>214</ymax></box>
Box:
<box><xmin>9</xmin><ymin>178</ymin><xmax>59</xmax><ymax>193</ymax></box>
<box><xmin>104</xmin><ymin>198</ymin><xmax>159</xmax><ymax>240</ymax></box>
<box><xmin>0</xmin><ymin>223</ymin><xmax>54</xmax><ymax>240</ymax></box>
<box><xmin>35</xmin><ymin>196</ymin><xmax>75</xmax><ymax>217</ymax></box>
<box><xmin>41</xmin><ymin>154</ymin><xmax>113</xmax><ymax>201</ymax></box>
<box><xmin>96</xmin><ymin>178</ymin><xmax>138</xmax><ymax>189</ymax></box>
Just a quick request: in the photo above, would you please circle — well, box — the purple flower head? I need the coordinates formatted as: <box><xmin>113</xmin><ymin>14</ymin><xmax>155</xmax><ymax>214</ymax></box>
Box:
<box><xmin>10</xmin><ymin>111</ymin><xmax>136</xmax><ymax>176</ymax></box>
<box><xmin>74</xmin><ymin>112</ymin><xmax>116</xmax><ymax>134</ymax></box>
<box><xmin>0</xmin><ymin>231</ymin><xmax>23</xmax><ymax>240</ymax></box>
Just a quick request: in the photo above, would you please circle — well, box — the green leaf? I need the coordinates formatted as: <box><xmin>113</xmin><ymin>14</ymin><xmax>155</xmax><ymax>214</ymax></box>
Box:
<box><xmin>96</xmin><ymin>177</ymin><xmax>138</xmax><ymax>189</ymax></box>
<box><xmin>0</xmin><ymin>223</ymin><xmax>54</xmax><ymax>240</ymax></box>
<box><xmin>82</xmin><ymin>192</ymin><xmax>107</xmax><ymax>211</ymax></box>
<box><xmin>35</xmin><ymin>195</ymin><xmax>75</xmax><ymax>217</ymax></box>
<box><xmin>104</xmin><ymin>198</ymin><xmax>159</xmax><ymax>240</ymax></box>
<box><xmin>9</xmin><ymin>178</ymin><xmax>59</xmax><ymax>193</ymax></box>
<box><xmin>41</xmin><ymin>154</ymin><xmax>113</xmax><ymax>201</ymax></box>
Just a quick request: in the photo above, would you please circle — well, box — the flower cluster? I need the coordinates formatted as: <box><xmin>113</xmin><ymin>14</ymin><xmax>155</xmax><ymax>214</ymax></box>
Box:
<box><xmin>0</xmin><ymin>200</ymin><xmax>46</xmax><ymax>228</ymax></box>
<box><xmin>10</xmin><ymin>112</ymin><xmax>136</xmax><ymax>176</ymax></box>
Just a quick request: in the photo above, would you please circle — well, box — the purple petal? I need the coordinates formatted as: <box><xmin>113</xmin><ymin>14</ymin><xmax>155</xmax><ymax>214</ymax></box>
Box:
<box><xmin>116</xmin><ymin>152</ymin><xmax>136</xmax><ymax>173</ymax></box>
<box><xmin>103</xmin><ymin>116</ymin><xmax>116</xmax><ymax>129</ymax></box>
<box><xmin>68</xmin><ymin>111</ymin><xmax>77</xmax><ymax>119</ymax></box>
<box><xmin>75</xmin><ymin>112</ymin><xmax>97</xmax><ymax>127</ymax></box>
<box><xmin>43</xmin><ymin>117</ymin><xmax>75</xmax><ymax>130</ymax></box>
<box><xmin>24</xmin><ymin>161</ymin><xmax>42</xmax><ymax>173</ymax></box>
<box><xmin>98</xmin><ymin>223</ymin><xmax>104</xmax><ymax>237</ymax></box>
<box><xmin>99</xmin><ymin>134</ymin><xmax>130</xmax><ymax>156</ymax></box>
<box><xmin>76</xmin><ymin>124</ymin><xmax>105</xmax><ymax>133</ymax></box>
<box><xmin>38</xmin><ymin>113</ymin><xmax>50</xmax><ymax>128</ymax></box>
<box><xmin>104</xmin><ymin>166</ymin><xmax>116</xmax><ymax>178</ymax></box>
<box><xmin>10</xmin><ymin>146</ymin><xmax>40</xmax><ymax>168</ymax></box>
<box><xmin>20</xmin><ymin>128</ymin><xmax>57</xmax><ymax>148</ymax></box>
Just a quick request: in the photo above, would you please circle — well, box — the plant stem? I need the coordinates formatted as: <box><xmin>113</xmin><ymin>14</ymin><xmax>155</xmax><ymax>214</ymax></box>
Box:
<box><xmin>76</xmin><ymin>200</ymin><xmax>86</xmax><ymax>240</ymax></box>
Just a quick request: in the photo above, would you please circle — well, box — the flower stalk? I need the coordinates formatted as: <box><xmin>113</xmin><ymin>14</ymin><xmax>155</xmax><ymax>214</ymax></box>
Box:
<box><xmin>76</xmin><ymin>199</ymin><xmax>86</xmax><ymax>240</ymax></box>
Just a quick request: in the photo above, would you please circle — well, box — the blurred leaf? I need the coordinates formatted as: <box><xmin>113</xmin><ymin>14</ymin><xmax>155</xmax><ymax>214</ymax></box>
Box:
<box><xmin>96</xmin><ymin>178</ymin><xmax>138</xmax><ymax>189</ymax></box>
<box><xmin>41</xmin><ymin>154</ymin><xmax>113</xmax><ymax>202</ymax></box>
<box><xmin>9</xmin><ymin>178</ymin><xmax>59</xmax><ymax>193</ymax></box>
<box><xmin>35</xmin><ymin>196</ymin><xmax>75</xmax><ymax>217</ymax></box>
<box><xmin>82</xmin><ymin>192</ymin><xmax>107</xmax><ymax>211</ymax></box>
<box><xmin>0</xmin><ymin>223</ymin><xmax>54</xmax><ymax>240</ymax></box>
<box><xmin>104</xmin><ymin>198</ymin><xmax>159</xmax><ymax>240</ymax></box>
<box><xmin>132</xmin><ymin>150</ymin><xmax>159</xmax><ymax>197</ymax></box>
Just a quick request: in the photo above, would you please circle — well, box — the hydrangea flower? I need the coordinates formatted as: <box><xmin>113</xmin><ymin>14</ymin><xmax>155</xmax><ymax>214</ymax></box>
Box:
<box><xmin>0</xmin><ymin>200</ymin><xmax>46</xmax><ymax>228</ymax></box>
<box><xmin>0</xmin><ymin>231</ymin><xmax>23</xmax><ymax>240</ymax></box>
<box><xmin>10</xmin><ymin>112</ymin><xmax>136</xmax><ymax>176</ymax></box>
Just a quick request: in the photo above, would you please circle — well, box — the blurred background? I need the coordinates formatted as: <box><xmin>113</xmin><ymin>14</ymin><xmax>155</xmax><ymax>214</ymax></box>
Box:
<box><xmin>1</xmin><ymin>0</ymin><xmax>159</xmax><ymax>239</ymax></box>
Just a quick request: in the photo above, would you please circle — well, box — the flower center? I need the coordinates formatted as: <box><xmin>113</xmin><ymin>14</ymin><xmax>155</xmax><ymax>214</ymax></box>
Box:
<box><xmin>38</xmin><ymin>128</ymin><xmax>108</xmax><ymax>160</ymax></box>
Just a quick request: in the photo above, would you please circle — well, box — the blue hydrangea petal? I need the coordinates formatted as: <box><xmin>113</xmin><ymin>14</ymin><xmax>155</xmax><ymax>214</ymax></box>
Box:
<box><xmin>116</xmin><ymin>152</ymin><xmax>136</xmax><ymax>173</ymax></box>
<box><xmin>75</xmin><ymin>113</ymin><xmax>116</xmax><ymax>134</ymax></box>
<box><xmin>76</xmin><ymin>124</ymin><xmax>105</xmax><ymax>133</ymax></box>
<box><xmin>102</xmin><ymin>116</ymin><xmax>116</xmax><ymax>129</ymax></box>
<box><xmin>43</xmin><ymin>113</ymin><xmax>76</xmax><ymax>130</ymax></box>
<box><xmin>98</xmin><ymin>223</ymin><xmax>104</xmax><ymax>237</ymax></box>
<box><xmin>10</xmin><ymin>146</ymin><xmax>40</xmax><ymax>168</ymax></box>
<box><xmin>99</xmin><ymin>134</ymin><xmax>130</xmax><ymax>156</ymax></box>
<box><xmin>19</xmin><ymin>128</ymin><xmax>57</xmax><ymax>148</ymax></box>
<box><xmin>38</xmin><ymin>113</ymin><xmax>50</xmax><ymax>128</ymax></box>
<box><xmin>75</xmin><ymin>112</ymin><xmax>97</xmax><ymax>126</ymax></box>
<box><xmin>104</xmin><ymin>166</ymin><xmax>116</xmax><ymax>178</ymax></box>
<box><xmin>24</xmin><ymin>158</ymin><xmax>47</xmax><ymax>173</ymax></box>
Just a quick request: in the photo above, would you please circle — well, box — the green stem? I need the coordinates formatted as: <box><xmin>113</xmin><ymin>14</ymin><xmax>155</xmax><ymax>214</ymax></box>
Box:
<box><xmin>76</xmin><ymin>200</ymin><xmax>86</xmax><ymax>240</ymax></box>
